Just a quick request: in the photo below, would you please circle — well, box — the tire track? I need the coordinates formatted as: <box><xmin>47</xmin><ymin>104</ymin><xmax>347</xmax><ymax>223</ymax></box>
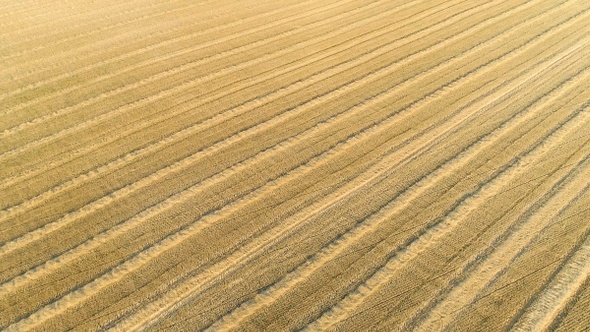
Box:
<box><xmin>0</xmin><ymin>0</ymin><xmax>568</xmax><ymax>324</ymax></box>
<box><xmin>113</xmin><ymin>52</ymin><xmax>590</xmax><ymax>332</ymax></box>
<box><xmin>326</xmin><ymin>146</ymin><xmax>590</xmax><ymax>332</ymax></box>
<box><xmin>311</xmin><ymin>106</ymin><xmax>590</xmax><ymax>330</ymax></box>
<box><xmin>390</xmin><ymin>83</ymin><xmax>590</xmax><ymax>332</ymax></box>
<box><xmin>410</xmin><ymin>148</ymin><xmax>590</xmax><ymax>332</ymax></box>
<box><xmin>0</xmin><ymin>0</ymin><xmax>562</xmax><ymax>269</ymax></box>
<box><xmin>509</xmin><ymin>210</ymin><xmax>590</xmax><ymax>331</ymax></box>
<box><xmin>302</xmin><ymin>50</ymin><xmax>590</xmax><ymax>332</ymax></box>
<box><xmin>0</xmin><ymin>0</ymin><xmax>580</xmax><ymax>296</ymax></box>
<box><xmin>3</xmin><ymin>1</ymin><xmax>588</xmax><ymax>329</ymax></box>
<box><xmin>205</xmin><ymin>59</ymin><xmax>590</xmax><ymax>332</ymax></box>
<box><xmin>102</xmin><ymin>11</ymin><xmax>590</xmax><ymax>332</ymax></box>
<box><xmin>0</xmin><ymin>0</ymin><xmax>518</xmax><ymax>217</ymax></box>
<box><xmin>546</xmin><ymin>244</ymin><xmax>590</xmax><ymax>332</ymax></box>
<box><xmin>505</xmin><ymin>201</ymin><xmax>590</xmax><ymax>332</ymax></box>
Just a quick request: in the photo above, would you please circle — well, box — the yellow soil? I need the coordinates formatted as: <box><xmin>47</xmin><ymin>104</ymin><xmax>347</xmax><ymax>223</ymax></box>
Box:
<box><xmin>1</xmin><ymin>0</ymin><xmax>589</xmax><ymax>331</ymax></box>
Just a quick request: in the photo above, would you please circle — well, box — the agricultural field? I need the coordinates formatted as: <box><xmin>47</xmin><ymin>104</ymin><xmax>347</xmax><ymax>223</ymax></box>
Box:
<box><xmin>1</xmin><ymin>0</ymin><xmax>590</xmax><ymax>330</ymax></box>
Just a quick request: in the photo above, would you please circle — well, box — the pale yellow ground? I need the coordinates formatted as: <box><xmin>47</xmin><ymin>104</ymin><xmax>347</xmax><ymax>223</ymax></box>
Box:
<box><xmin>0</xmin><ymin>0</ymin><xmax>589</xmax><ymax>331</ymax></box>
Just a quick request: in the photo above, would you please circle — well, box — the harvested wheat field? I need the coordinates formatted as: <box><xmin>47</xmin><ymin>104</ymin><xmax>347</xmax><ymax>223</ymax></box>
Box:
<box><xmin>1</xmin><ymin>0</ymin><xmax>590</xmax><ymax>331</ymax></box>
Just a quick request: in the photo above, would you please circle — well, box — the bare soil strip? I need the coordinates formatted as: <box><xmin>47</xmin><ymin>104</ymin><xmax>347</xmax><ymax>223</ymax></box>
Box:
<box><xmin>2</xmin><ymin>0</ymin><xmax>589</xmax><ymax>331</ymax></box>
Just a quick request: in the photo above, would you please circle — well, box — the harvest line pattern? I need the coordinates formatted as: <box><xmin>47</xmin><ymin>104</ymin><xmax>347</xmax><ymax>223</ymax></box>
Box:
<box><xmin>1</xmin><ymin>0</ymin><xmax>589</xmax><ymax>331</ymax></box>
<box><xmin>1</xmin><ymin>0</ymin><xmax>580</xmax><ymax>300</ymax></box>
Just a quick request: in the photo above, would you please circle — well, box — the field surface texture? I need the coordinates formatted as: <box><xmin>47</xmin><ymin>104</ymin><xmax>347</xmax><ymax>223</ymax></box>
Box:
<box><xmin>1</xmin><ymin>0</ymin><xmax>590</xmax><ymax>331</ymax></box>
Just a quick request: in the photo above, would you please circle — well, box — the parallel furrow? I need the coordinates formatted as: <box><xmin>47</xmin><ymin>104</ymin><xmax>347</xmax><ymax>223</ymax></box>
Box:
<box><xmin>207</xmin><ymin>59</ymin><xmax>590</xmax><ymax>332</ymax></box>
<box><xmin>0</xmin><ymin>0</ymin><xmax>441</xmax><ymax>192</ymax></box>
<box><xmin>106</xmin><ymin>9</ymin><xmax>590</xmax><ymax>331</ymax></box>
<box><xmin>410</xmin><ymin>151</ymin><xmax>590</xmax><ymax>331</ymax></box>
<box><xmin>0</xmin><ymin>0</ymin><xmax>168</xmax><ymax>32</ymax></box>
<box><xmin>510</xmin><ymin>209</ymin><xmax>590</xmax><ymax>331</ymax></box>
<box><xmin>0</xmin><ymin>0</ymin><xmax>415</xmax><ymax>138</ymax></box>
<box><xmin>1</xmin><ymin>0</ymin><xmax>568</xmax><ymax>326</ymax></box>
<box><xmin>0</xmin><ymin>0</ymin><xmax>564</xmax><ymax>283</ymax></box>
<box><xmin>3</xmin><ymin>0</ymin><xmax>590</xmax><ymax>330</ymax></box>
<box><xmin>0</xmin><ymin>0</ymin><xmax>230</xmax><ymax>56</ymax></box>
<box><xmin>0</xmin><ymin>0</ymin><xmax>541</xmax><ymax>252</ymax></box>
<box><xmin>0</xmin><ymin>0</ymin><xmax>520</xmax><ymax>236</ymax></box>
<box><xmin>0</xmin><ymin>0</ymin><xmax>407</xmax><ymax>158</ymax></box>
<box><xmin>303</xmin><ymin>46</ymin><xmax>590</xmax><ymax>331</ymax></box>
<box><xmin>0</xmin><ymin>0</ymin><xmax>357</xmax><ymax>99</ymax></box>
